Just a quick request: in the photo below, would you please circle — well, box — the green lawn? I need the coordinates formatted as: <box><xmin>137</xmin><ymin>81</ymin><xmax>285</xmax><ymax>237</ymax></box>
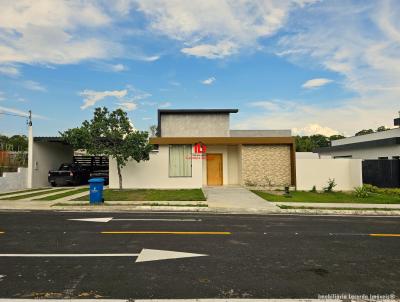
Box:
<box><xmin>74</xmin><ymin>189</ymin><xmax>206</xmax><ymax>201</ymax></box>
<box><xmin>253</xmin><ymin>190</ymin><xmax>400</xmax><ymax>204</ymax></box>
<box><xmin>53</xmin><ymin>202</ymin><xmax>208</xmax><ymax>207</ymax></box>
<box><xmin>0</xmin><ymin>188</ymin><xmax>49</xmax><ymax>197</ymax></box>
<box><xmin>0</xmin><ymin>188</ymin><xmax>70</xmax><ymax>200</ymax></box>
<box><xmin>34</xmin><ymin>187</ymin><xmax>89</xmax><ymax>201</ymax></box>
<box><xmin>278</xmin><ymin>205</ymin><xmax>397</xmax><ymax>211</ymax></box>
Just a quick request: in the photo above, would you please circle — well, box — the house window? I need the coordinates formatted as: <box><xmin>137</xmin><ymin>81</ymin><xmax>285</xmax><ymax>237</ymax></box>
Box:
<box><xmin>169</xmin><ymin>145</ymin><xmax>192</xmax><ymax>177</ymax></box>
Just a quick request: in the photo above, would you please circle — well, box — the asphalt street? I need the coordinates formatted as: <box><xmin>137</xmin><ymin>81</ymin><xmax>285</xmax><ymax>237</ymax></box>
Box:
<box><xmin>0</xmin><ymin>211</ymin><xmax>399</xmax><ymax>299</ymax></box>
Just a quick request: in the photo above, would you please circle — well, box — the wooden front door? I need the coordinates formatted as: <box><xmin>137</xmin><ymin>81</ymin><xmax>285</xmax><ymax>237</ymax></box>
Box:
<box><xmin>207</xmin><ymin>153</ymin><xmax>223</xmax><ymax>186</ymax></box>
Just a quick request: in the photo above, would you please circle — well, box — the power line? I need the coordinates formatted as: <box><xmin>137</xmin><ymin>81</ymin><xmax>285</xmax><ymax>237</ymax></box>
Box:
<box><xmin>0</xmin><ymin>111</ymin><xmax>27</xmax><ymax>118</ymax></box>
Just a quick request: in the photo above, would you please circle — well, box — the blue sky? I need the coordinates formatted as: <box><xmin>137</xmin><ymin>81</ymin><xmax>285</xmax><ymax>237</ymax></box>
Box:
<box><xmin>0</xmin><ymin>0</ymin><xmax>399</xmax><ymax>137</ymax></box>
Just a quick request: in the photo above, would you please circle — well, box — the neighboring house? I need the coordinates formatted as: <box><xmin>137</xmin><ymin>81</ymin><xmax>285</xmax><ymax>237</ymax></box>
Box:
<box><xmin>315</xmin><ymin>117</ymin><xmax>400</xmax><ymax>160</ymax></box>
<box><xmin>109</xmin><ymin>109</ymin><xmax>296</xmax><ymax>189</ymax></box>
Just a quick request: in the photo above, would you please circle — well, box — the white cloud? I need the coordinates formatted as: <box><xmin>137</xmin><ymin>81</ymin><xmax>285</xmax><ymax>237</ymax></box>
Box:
<box><xmin>139</xmin><ymin>55</ymin><xmax>160</xmax><ymax>62</ymax></box>
<box><xmin>22</xmin><ymin>80</ymin><xmax>46</xmax><ymax>92</ymax></box>
<box><xmin>201</xmin><ymin>77</ymin><xmax>216</xmax><ymax>85</ymax></box>
<box><xmin>302</xmin><ymin>78</ymin><xmax>333</xmax><ymax>89</ymax></box>
<box><xmin>136</xmin><ymin>0</ymin><xmax>316</xmax><ymax>59</ymax></box>
<box><xmin>292</xmin><ymin>123</ymin><xmax>339</xmax><ymax>136</ymax></box>
<box><xmin>142</xmin><ymin>117</ymin><xmax>152</xmax><ymax>120</ymax></box>
<box><xmin>110</xmin><ymin>64</ymin><xmax>126</xmax><ymax>72</ymax></box>
<box><xmin>159</xmin><ymin>101</ymin><xmax>172</xmax><ymax>108</ymax></box>
<box><xmin>117</xmin><ymin>102</ymin><xmax>137</xmax><ymax>111</ymax></box>
<box><xmin>182</xmin><ymin>41</ymin><xmax>237</xmax><ymax>59</ymax></box>
<box><xmin>0</xmin><ymin>65</ymin><xmax>20</xmax><ymax>77</ymax></box>
<box><xmin>0</xmin><ymin>0</ymin><xmax>158</xmax><ymax>74</ymax></box>
<box><xmin>269</xmin><ymin>0</ymin><xmax>400</xmax><ymax>134</ymax></box>
<box><xmin>80</xmin><ymin>89</ymin><xmax>128</xmax><ymax>110</ymax></box>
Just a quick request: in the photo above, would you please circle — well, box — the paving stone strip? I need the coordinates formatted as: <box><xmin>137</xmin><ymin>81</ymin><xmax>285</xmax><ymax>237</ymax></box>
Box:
<box><xmin>0</xmin><ymin>188</ymin><xmax>57</xmax><ymax>199</ymax></box>
<box><xmin>2</xmin><ymin>188</ymin><xmax>75</xmax><ymax>201</ymax></box>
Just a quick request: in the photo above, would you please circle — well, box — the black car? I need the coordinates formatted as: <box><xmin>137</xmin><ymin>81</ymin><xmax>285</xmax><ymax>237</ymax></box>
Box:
<box><xmin>48</xmin><ymin>163</ymin><xmax>90</xmax><ymax>186</ymax></box>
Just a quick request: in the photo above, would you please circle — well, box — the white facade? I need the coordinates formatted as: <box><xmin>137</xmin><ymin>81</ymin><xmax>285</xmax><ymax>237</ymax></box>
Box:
<box><xmin>109</xmin><ymin>146</ymin><xmax>203</xmax><ymax>189</ymax></box>
<box><xmin>296</xmin><ymin>158</ymin><xmax>363</xmax><ymax>191</ymax></box>
<box><xmin>109</xmin><ymin>144</ymin><xmax>242</xmax><ymax>189</ymax></box>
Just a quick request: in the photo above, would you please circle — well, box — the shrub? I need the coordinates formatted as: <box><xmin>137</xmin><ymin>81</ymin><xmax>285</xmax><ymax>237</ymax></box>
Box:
<box><xmin>363</xmin><ymin>184</ymin><xmax>379</xmax><ymax>193</ymax></box>
<box><xmin>310</xmin><ymin>185</ymin><xmax>317</xmax><ymax>193</ymax></box>
<box><xmin>323</xmin><ymin>178</ymin><xmax>337</xmax><ymax>193</ymax></box>
<box><xmin>362</xmin><ymin>184</ymin><xmax>400</xmax><ymax>196</ymax></box>
<box><xmin>354</xmin><ymin>186</ymin><xmax>370</xmax><ymax>198</ymax></box>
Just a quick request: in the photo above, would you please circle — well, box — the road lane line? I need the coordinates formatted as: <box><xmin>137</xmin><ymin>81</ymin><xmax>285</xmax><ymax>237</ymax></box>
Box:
<box><xmin>369</xmin><ymin>233</ymin><xmax>400</xmax><ymax>237</ymax></box>
<box><xmin>112</xmin><ymin>218</ymin><xmax>202</xmax><ymax>222</ymax></box>
<box><xmin>0</xmin><ymin>253</ymin><xmax>139</xmax><ymax>257</ymax></box>
<box><xmin>101</xmin><ymin>231</ymin><xmax>231</xmax><ymax>235</ymax></box>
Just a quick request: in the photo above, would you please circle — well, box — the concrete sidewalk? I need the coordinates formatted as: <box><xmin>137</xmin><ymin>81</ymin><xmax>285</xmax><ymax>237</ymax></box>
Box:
<box><xmin>275</xmin><ymin>202</ymin><xmax>400</xmax><ymax>209</ymax></box>
<box><xmin>203</xmin><ymin>186</ymin><xmax>279</xmax><ymax>212</ymax></box>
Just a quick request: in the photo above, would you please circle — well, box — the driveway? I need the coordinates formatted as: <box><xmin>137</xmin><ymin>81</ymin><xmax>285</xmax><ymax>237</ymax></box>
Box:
<box><xmin>203</xmin><ymin>186</ymin><xmax>279</xmax><ymax>212</ymax></box>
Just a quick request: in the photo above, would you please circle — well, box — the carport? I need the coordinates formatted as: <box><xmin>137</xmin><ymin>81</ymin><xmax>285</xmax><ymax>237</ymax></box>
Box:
<box><xmin>27</xmin><ymin>137</ymin><xmax>74</xmax><ymax>188</ymax></box>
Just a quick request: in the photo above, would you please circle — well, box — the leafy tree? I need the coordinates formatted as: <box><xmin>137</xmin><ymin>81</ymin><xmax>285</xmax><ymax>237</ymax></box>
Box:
<box><xmin>310</xmin><ymin>134</ymin><xmax>329</xmax><ymax>148</ymax></box>
<box><xmin>329</xmin><ymin>134</ymin><xmax>345</xmax><ymax>141</ymax></box>
<box><xmin>8</xmin><ymin>135</ymin><xmax>28</xmax><ymax>151</ymax></box>
<box><xmin>0</xmin><ymin>134</ymin><xmax>28</xmax><ymax>151</ymax></box>
<box><xmin>149</xmin><ymin>125</ymin><xmax>158</xmax><ymax>137</ymax></box>
<box><xmin>355</xmin><ymin>129</ymin><xmax>374</xmax><ymax>136</ymax></box>
<box><xmin>61</xmin><ymin>107</ymin><xmax>153</xmax><ymax>189</ymax></box>
<box><xmin>376</xmin><ymin>125</ymin><xmax>389</xmax><ymax>132</ymax></box>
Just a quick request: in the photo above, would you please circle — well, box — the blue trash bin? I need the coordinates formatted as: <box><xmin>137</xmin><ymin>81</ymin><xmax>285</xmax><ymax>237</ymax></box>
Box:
<box><xmin>88</xmin><ymin>178</ymin><xmax>105</xmax><ymax>204</ymax></box>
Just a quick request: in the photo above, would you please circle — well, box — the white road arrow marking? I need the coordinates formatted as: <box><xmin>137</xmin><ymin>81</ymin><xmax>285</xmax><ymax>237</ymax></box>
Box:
<box><xmin>135</xmin><ymin>248</ymin><xmax>207</xmax><ymax>263</ymax></box>
<box><xmin>69</xmin><ymin>217</ymin><xmax>113</xmax><ymax>223</ymax></box>
<box><xmin>0</xmin><ymin>249</ymin><xmax>208</xmax><ymax>263</ymax></box>
<box><xmin>68</xmin><ymin>217</ymin><xmax>201</xmax><ymax>223</ymax></box>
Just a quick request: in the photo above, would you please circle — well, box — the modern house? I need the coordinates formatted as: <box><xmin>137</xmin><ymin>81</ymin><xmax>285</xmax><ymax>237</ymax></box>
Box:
<box><xmin>315</xmin><ymin>116</ymin><xmax>400</xmax><ymax>160</ymax></box>
<box><xmin>109</xmin><ymin>109</ymin><xmax>296</xmax><ymax>189</ymax></box>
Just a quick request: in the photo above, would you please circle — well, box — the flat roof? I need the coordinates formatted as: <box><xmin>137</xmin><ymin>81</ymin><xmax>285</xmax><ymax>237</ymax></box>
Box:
<box><xmin>150</xmin><ymin>136</ymin><xmax>294</xmax><ymax>145</ymax></box>
<box><xmin>158</xmin><ymin>109</ymin><xmax>238</xmax><ymax>114</ymax></box>
<box><xmin>315</xmin><ymin>137</ymin><xmax>400</xmax><ymax>153</ymax></box>
<box><xmin>34</xmin><ymin>136</ymin><xmax>67</xmax><ymax>143</ymax></box>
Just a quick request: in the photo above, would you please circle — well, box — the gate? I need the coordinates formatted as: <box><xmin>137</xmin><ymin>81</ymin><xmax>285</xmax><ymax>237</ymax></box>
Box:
<box><xmin>362</xmin><ymin>159</ymin><xmax>400</xmax><ymax>188</ymax></box>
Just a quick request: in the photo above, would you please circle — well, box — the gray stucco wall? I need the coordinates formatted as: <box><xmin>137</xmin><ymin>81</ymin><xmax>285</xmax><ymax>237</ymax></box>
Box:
<box><xmin>0</xmin><ymin>167</ymin><xmax>27</xmax><ymax>193</ymax></box>
<box><xmin>161</xmin><ymin>113</ymin><xmax>230</xmax><ymax>137</ymax></box>
<box><xmin>230</xmin><ymin>130</ymin><xmax>291</xmax><ymax>137</ymax></box>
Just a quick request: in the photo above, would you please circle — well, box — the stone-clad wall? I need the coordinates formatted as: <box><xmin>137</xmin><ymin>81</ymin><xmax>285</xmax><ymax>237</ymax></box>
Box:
<box><xmin>241</xmin><ymin>145</ymin><xmax>291</xmax><ymax>187</ymax></box>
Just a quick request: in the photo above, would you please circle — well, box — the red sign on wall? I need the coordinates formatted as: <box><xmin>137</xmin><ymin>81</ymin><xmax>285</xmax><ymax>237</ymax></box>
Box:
<box><xmin>193</xmin><ymin>142</ymin><xmax>207</xmax><ymax>154</ymax></box>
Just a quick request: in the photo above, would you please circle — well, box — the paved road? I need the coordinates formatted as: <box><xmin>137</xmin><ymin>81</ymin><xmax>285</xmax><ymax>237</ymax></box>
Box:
<box><xmin>0</xmin><ymin>211</ymin><xmax>399</xmax><ymax>299</ymax></box>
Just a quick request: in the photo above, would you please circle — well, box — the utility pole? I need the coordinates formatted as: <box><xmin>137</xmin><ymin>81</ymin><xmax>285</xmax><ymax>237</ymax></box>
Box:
<box><xmin>28</xmin><ymin>110</ymin><xmax>32</xmax><ymax>126</ymax></box>
<box><xmin>27</xmin><ymin>110</ymin><xmax>33</xmax><ymax>188</ymax></box>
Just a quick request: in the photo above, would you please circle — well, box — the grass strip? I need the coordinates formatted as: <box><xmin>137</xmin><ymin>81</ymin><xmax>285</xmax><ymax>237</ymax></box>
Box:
<box><xmin>52</xmin><ymin>202</ymin><xmax>208</xmax><ymax>207</ymax></box>
<box><xmin>1</xmin><ymin>188</ymin><xmax>70</xmax><ymax>200</ymax></box>
<box><xmin>34</xmin><ymin>187</ymin><xmax>89</xmax><ymax>201</ymax></box>
<box><xmin>278</xmin><ymin>205</ymin><xmax>398</xmax><ymax>211</ymax></box>
<box><xmin>253</xmin><ymin>190</ymin><xmax>400</xmax><ymax>204</ymax></box>
<box><xmin>0</xmin><ymin>188</ymin><xmax>49</xmax><ymax>197</ymax></box>
<box><xmin>73</xmin><ymin>188</ymin><xmax>206</xmax><ymax>202</ymax></box>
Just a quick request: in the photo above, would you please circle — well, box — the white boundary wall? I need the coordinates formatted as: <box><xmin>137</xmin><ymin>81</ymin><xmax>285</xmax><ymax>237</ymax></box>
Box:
<box><xmin>109</xmin><ymin>145</ymin><xmax>203</xmax><ymax>189</ymax></box>
<box><xmin>296</xmin><ymin>159</ymin><xmax>362</xmax><ymax>191</ymax></box>
<box><xmin>0</xmin><ymin>167</ymin><xmax>28</xmax><ymax>193</ymax></box>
